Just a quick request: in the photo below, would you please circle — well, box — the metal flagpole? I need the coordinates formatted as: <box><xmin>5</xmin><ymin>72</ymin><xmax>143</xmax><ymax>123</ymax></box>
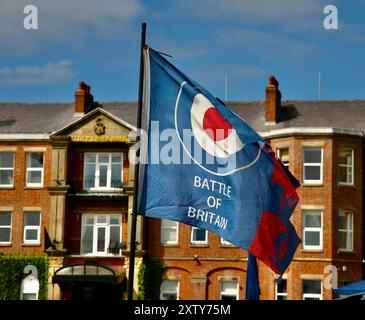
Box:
<box><xmin>127</xmin><ymin>22</ymin><xmax>146</xmax><ymax>301</ymax></box>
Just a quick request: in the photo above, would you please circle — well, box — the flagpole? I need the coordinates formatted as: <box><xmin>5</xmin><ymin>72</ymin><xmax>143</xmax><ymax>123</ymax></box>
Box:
<box><xmin>127</xmin><ymin>22</ymin><xmax>146</xmax><ymax>301</ymax></box>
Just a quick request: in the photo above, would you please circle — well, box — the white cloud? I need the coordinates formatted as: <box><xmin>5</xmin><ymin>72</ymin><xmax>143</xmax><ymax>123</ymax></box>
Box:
<box><xmin>0</xmin><ymin>0</ymin><xmax>144</xmax><ymax>54</ymax></box>
<box><xmin>0</xmin><ymin>60</ymin><xmax>74</xmax><ymax>85</ymax></box>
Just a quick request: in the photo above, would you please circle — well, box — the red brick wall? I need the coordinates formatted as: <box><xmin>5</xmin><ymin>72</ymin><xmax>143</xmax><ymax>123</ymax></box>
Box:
<box><xmin>0</xmin><ymin>143</ymin><xmax>52</xmax><ymax>255</ymax></box>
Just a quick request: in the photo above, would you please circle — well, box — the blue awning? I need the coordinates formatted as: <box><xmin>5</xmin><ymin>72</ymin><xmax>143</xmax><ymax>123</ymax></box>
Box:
<box><xmin>334</xmin><ymin>280</ymin><xmax>365</xmax><ymax>295</ymax></box>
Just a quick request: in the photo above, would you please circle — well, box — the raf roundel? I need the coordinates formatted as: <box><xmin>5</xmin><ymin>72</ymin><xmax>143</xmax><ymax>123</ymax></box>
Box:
<box><xmin>190</xmin><ymin>93</ymin><xmax>244</xmax><ymax>158</ymax></box>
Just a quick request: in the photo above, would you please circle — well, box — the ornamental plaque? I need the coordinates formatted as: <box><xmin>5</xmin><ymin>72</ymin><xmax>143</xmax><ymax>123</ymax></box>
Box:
<box><xmin>95</xmin><ymin>118</ymin><xmax>106</xmax><ymax>136</ymax></box>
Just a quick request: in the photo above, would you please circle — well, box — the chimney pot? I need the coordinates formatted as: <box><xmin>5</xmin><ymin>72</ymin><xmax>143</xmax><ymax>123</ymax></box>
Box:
<box><xmin>265</xmin><ymin>75</ymin><xmax>281</xmax><ymax>125</ymax></box>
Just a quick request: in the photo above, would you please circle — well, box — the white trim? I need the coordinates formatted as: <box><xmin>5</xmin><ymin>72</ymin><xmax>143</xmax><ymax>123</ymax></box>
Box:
<box><xmin>260</xmin><ymin>127</ymin><xmax>364</xmax><ymax>139</ymax></box>
<box><xmin>25</xmin><ymin>152</ymin><xmax>44</xmax><ymax>187</ymax></box>
<box><xmin>160</xmin><ymin>219</ymin><xmax>179</xmax><ymax>245</ymax></box>
<box><xmin>160</xmin><ymin>279</ymin><xmax>179</xmax><ymax>300</ymax></box>
<box><xmin>302</xmin><ymin>279</ymin><xmax>323</xmax><ymax>300</ymax></box>
<box><xmin>51</xmin><ymin>107</ymin><xmax>137</xmax><ymax>137</ymax></box>
<box><xmin>80</xmin><ymin>214</ymin><xmax>122</xmax><ymax>256</ymax></box>
<box><xmin>275</xmin><ymin>278</ymin><xmax>287</xmax><ymax>300</ymax></box>
<box><xmin>190</xmin><ymin>227</ymin><xmax>208</xmax><ymax>244</ymax></box>
<box><xmin>303</xmin><ymin>210</ymin><xmax>323</xmax><ymax>251</ymax></box>
<box><xmin>303</xmin><ymin>147</ymin><xmax>323</xmax><ymax>185</ymax></box>
<box><xmin>83</xmin><ymin>152</ymin><xmax>124</xmax><ymax>191</ymax></box>
<box><xmin>0</xmin><ymin>134</ymin><xmax>50</xmax><ymax>141</ymax></box>
<box><xmin>0</xmin><ymin>152</ymin><xmax>14</xmax><ymax>187</ymax></box>
<box><xmin>23</xmin><ymin>211</ymin><xmax>41</xmax><ymax>245</ymax></box>
<box><xmin>0</xmin><ymin>210</ymin><xmax>12</xmax><ymax>244</ymax></box>
<box><xmin>219</xmin><ymin>279</ymin><xmax>239</xmax><ymax>300</ymax></box>
<box><xmin>338</xmin><ymin>210</ymin><xmax>354</xmax><ymax>252</ymax></box>
<box><xmin>338</xmin><ymin>148</ymin><xmax>354</xmax><ymax>186</ymax></box>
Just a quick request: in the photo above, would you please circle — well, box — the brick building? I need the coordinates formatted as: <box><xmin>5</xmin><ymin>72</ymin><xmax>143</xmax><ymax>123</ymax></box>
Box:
<box><xmin>147</xmin><ymin>78</ymin><xmax>364</xmax><ymax>300</ymax></box>
<box><xmin>0</xmin><ymin>78</ymin><xmax>364</xmax><ymax>300</ymax></box>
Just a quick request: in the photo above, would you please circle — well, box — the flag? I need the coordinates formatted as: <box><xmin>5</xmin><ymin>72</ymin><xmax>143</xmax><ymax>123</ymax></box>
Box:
<box><xmin>246</xmin><ymin>253</ymin><xmax>261</xmax><ymax>300</ymax></box>
<box><xmin>138</xmin><ymin>47</ymin><xmax>301</xmax><ymax>287</ymax></box>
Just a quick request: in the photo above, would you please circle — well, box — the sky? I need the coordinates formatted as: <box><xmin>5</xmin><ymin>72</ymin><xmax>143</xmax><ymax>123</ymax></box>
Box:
<box><xmin>0</xmin><ymin>0</ymin><xmax>365</xmax><ymax>102</ymax></box>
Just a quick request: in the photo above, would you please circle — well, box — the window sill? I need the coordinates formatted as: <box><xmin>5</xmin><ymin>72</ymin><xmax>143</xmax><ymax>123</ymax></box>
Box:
<box><xmin>337</xmin><ymin>250</ymin><xmax>355</xmax><ymax>254</ymax></box>
<box><xmin>301</xmin><ymin>249</ymin><xmax>324</xmax><ymax>253</ymax></box>
<box><xmin>0</xmin><ymin>243</ymin><xmax>12</xmax><ymax>247</ymax></box>
<box><xmin>21</xmin><ymin>243</ymin><xmax>41</xmax><ymax>247</ymax></box>
<box><xmin>220</xmin><ymin>244</ymin><xmax>237</xmax><ymax>248</ymax></box>
<box><xmin>24</xmin><ymin>186</ymin><xmax>45</xmax><ymax>190</ymax></box>
<box><xmin>338</xmin><ymin>183</ymin><xmax>355</xmax><ymax>188</ymax></box>
<box><xmin>160</xmin><ymin>243</ymin><xmax>180</xmax><ymax>247</ymax></box>
<box><xmin>190</xmin><ymin>243</ymin><xmax>209</xmax><ymax>248</ymax></box>
<box><xmin>0</xmin><ymin>186</ymin><xmax>14</xmax><ymax>190</ymax></box>
<box><xmin>302</xmin><ymin>183</ymin><xmax>323</xmax><ymax>187</ymax></box>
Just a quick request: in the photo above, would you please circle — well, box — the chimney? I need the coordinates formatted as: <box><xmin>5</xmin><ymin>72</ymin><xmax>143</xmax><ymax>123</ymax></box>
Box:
<box><xmin>265</xmin><ymin>75</ymin><xmax>281</xmax><ymax>125</ymax></box>
<box><xmin>75</xmin><ymin>81</ymin><xmax>94</xmax><ymax>115</ymax></box>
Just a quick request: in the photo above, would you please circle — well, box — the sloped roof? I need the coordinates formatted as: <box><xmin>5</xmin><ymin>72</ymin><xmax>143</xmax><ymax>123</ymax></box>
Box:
<box><xmin>1</xmin><ymin>100</ymin><xmax>365</xmax><ymax>136</ymax></box>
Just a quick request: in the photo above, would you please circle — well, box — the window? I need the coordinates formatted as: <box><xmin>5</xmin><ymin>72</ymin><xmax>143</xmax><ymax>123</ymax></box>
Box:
<box><xmin>339</xmin><ymin>148</ymin><xmax>354</xmax><ymax>185</ymax></box>
<box><xmin>20</xmin><ymin>274</ymin><xmax>39</xmax><ymax>300</ymax></box>
<box><xmin>84</xmin><ymin>153</ymin><xmax>123</xmax><ymax>190</ymax></box>
<box><xmin>221</xmin><ymin>238</ymin><xmax>233</xmax><ymax>245</ymax></box>
<box><xmin>191</xmin><ymin>227</ymin><xmax>208</xmax><ymax>244</ymax></box>
<box><xmin>81</xmin><ymin>214</ymin><xmax>121</xmax><ymax>255</ymax></box>
<box><xmin>277</xmin><ymin>148</ymin><xmax>289</xmax><ymax>167</ymax></box>
<box><xmin>303</xmin><ymin>210</ymin><xmax>323</xmax><ymax>250</ymax></box>
<box><xmin>160</xmin><ymin>280</ymin><xmax>179</xmax><ymax>300</ymax></box>
<box><xmin>302</xmin><ymin>280</ymin><xmax>322</xmax><ymax>300</ymax></box>
<box><xmin>338</xmin><ymin>210</ymin><xmax>353</xmax><ymax>252</ymax></box>
<box><xmin>23</xmin><ymin>211</ymin><xmax>41</xmax><ymax>244</ymax></box>
<box><xmin>0</xmin><ymin>152</ymin><xmax>14</xmax><ymax>187</ymax></box>
<box><xmin>275</xmin><ymin>278</ymin><xmax>287</xmax><ymax>300</ymax></box>
<box><xmin>161</xmin><ymin>219</ymin><xmax>178</xmax><ymax>245</ymax></box>
<box><xmin>26</xmin><ymin>152</ymin><xmax>44</xmax><ymax>187</ymax></box>
<box><xmin>0</xmin><ymin>211</ymin><xmax>12</xmax><ymax>244</ymax></box>
<box><xmin>220</xmin><ymin>280</ymin><xmax>238</xmax><ymax>300</ymax></box>
<box><xmin>303</xmin><ymin>147</ymin><xmax>323</xmax><ymax>184</ymax></box>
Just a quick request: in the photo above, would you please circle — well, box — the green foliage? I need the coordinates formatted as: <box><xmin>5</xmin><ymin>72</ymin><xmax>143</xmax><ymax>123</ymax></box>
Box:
<box><xmin>137</xmin><ymin>258</ymin><xmax>165</xmax><ymax>300</ymax></box>
<box><xmin>0</xmin><ymin>254</ymin><xmax>49</xmax><ymax>300</ymax></box>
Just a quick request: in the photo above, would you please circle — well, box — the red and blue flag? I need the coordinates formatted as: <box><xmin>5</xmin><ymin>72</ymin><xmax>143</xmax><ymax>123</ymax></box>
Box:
<box><xmin>138</xmin><ymin>48</ymin><xmax>301</xmax><ymax>288</ymax></box>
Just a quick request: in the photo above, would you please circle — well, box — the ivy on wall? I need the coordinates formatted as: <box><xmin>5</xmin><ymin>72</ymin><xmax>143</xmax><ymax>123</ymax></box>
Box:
<box><xmin>137</xmin><ymin>258</ymin><xmax>165</xmax><ymax>300</ymax></box>
<box><xmin>0</xmin><ymin>254</ymin><xmax>49</xmax><ymax>300</ymax></box>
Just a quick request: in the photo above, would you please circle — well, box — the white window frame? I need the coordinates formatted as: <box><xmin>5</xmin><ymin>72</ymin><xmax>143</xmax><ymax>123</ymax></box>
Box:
<box><xmin>277</xmin><ymin>148</ymin><xmax>289</xmax><ymax>167</ymax></box>
<box><xmin>275</xmin><ymin>278</ymin><xmax>287</xmax><ymax>300</ymax></box>
<box><xmin>26</xmin><ymin>152</ymin><xmax>44</xmax><ymax>187</ymax></box>
<box><xmin>338</xmin><ymin>148</ymin><xmax>354</xmax><ymax>186</ymax></box>
<box><xmin>303</xmin><ymin>147</ymin><xmax>323</xmax><ymax>185</ymax></box>
<box><xmin>160</xmin><ymin>279</ymin><xmax>179</xmax><ymax>300</ymax></box>
<box><xmin>303</xmin><ymin>210</ymin><xmax>323</xmax><ymax>251</ymax></box>
<box><xmin>338</xmin><ymin>210</ymin><xmax>354</xmax><ymax>252</ymax></box>
<box><xmin>220</xmin><ymin>238</ymin><xmax>234</xmax><ymax>246</ymax></box>
<box><xmin>302</xmin><ymin>280</ymin><xmax>323</xmax><ymax>300</ymax></box>
<box><xmin>0</xmin><ymin>152</ymin><xmax>14</xmax><ymax>187</ymax></box>
<box><xmin>80</xmin><ymin>214</ymin><xmax>122</xmax><ymax>256</ymax></box>
<box><xmin>23</xmin><ymin>211</ymin><xmax>41</xmax><ymax>245</ymax></box>
<box><xmin>0</xmin><ymin>211</ymin><xmax>12</xmax><ymax>244</ymax></box>
<box><xmin>160</xmin><ymin>219</ymin><xmax>179</xmax><ymax>245</ymax></box>
<box><xmin>83</xmin><ymin>153</ymin><xmax>123</xmax><ymax>191</ymax></box>
<box><xmin>190</xmin><ymin>227</ymin><xmax>208</xmax><ymax>244</ymax></box>
<box><xmin>219</xmin><ymin>279</ymin><xmax>239</xmax><ymax>300</ymax></box>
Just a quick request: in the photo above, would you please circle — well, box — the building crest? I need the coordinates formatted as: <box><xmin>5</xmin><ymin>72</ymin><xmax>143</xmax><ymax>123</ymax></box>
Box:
<box><xmin>95</xmin><ymin>118</ymin><xmax>106</xmax><ymax>136</ymax></box>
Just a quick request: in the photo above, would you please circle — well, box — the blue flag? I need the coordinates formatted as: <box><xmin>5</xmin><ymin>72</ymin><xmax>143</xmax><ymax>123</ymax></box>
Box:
<box><xmin>138</xmin><ymin>48</ymin><xmax>301</xmax><ymax>282</ymax></box>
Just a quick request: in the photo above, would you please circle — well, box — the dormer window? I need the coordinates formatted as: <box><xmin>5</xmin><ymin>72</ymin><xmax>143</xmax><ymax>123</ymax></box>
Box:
<box><xmin>84</xmin><ymin>153</ymin><xmax>123</xmax><ymax>190</ymax></box>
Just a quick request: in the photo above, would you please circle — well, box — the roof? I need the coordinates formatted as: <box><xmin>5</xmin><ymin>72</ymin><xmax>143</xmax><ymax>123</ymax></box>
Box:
<box><xmin>1</xmin><ymin>100</ymin><xmax>365</xmax><ymax>137</ymax></box>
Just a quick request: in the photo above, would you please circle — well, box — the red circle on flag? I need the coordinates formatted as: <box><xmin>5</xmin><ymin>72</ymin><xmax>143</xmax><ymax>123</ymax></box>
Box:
<box><xmin>203</xmin><ymin>107</ymin><xmax>233</xmax><ymax>141</ymax></box>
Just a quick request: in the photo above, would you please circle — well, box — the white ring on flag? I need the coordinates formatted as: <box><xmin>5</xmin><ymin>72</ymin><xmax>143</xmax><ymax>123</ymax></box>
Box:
<box><xmin>191</xmin><ymin>93</ymin><xmax>244</xmax><ymax>158</ymax></box>
<box><xmin>174</xmin><ymin>81</ymin><xmax>261</xmax><ymax>176</ymax></box>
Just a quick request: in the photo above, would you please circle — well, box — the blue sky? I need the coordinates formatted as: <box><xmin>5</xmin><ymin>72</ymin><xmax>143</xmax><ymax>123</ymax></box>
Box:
<box><xmin>0</xmin><ymin>0</ymin><xmax>365</xmax><ymax>102</ymax></box>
